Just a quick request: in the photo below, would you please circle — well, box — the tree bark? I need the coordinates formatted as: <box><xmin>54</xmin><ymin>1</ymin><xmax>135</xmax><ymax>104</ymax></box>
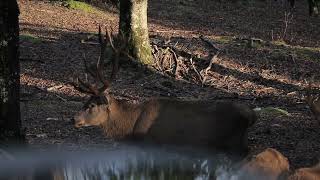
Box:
<box><xmin>119</xmin><ymin>0</ymin><xmax>153</xmax><ymax>65</ymax></box>
<box><xmin>309</xmin><ymin>0</ymin><xmax>319</xmax><ymax>16</ymax></box>
<box><xmin>0</xmin><ymin>0</ymin><xmax>25</xmax><ymax>145</ymax></box>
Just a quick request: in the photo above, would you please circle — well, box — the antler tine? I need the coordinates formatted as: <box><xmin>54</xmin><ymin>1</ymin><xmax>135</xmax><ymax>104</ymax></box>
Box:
<box><xmin>106</xmin><ymin>26</ymin><xmax>116</xmax><ymax>52</ymax></box>
<box><xmin>70</xmin><ymin>53</ymin><xmax>100</xmax><ymax>95</ymax></box>
<box><xmin>96</xmin><ymin>26</ymin><xmax>111</xmax><ymax>93</ymax></box>
<box><xmin>98</xmin><ymin>25</ymin><xmax>103</xmax><ymax>47</ymax></box>
<box><xmin>105</xmin><ymin>26</ymin><xmax>121</xmax><ymax>80</ymax></box>
<box><xmin>82</xmin><ymin>53</ymin><xmax>96</xmax><ymax>79</ymax></box>
<box><xmin>77</xmin><ymin>77</ymin><xmax>100</xmax><ymax>95</ymax></box>
<box><xmin>72</xmin><ymin>26</ymin><xmax>121</xmax><ymax>95</ymax></box>
<box><xmin>97</xmin><ymin>25</ymin><xmax>106</xmax><ymax>71</ymax></box>
<box><xmin>69</xmin><ymin>78</ymin><xmax>96</xmax><ymax>95</ymax></box>
<box><xmin>70</xmin><ymin>76</ymin><xmax>99</xmax><ymax>95</ymax></box>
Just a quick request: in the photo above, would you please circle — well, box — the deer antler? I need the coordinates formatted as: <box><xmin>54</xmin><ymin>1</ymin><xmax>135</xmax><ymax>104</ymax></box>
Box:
<box><xmin>71</xmin><ymin>25</ymin><xmax>119</xmax><ymax>95</ymax></box>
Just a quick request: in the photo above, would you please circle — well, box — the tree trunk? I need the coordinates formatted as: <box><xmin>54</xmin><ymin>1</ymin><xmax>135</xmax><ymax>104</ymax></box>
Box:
<box><xmin>309</xmin><ymin>0</ymin><xmax>319</xmax><ymax>16</ymax></box>
<box><xmin>119</xmin><ymin>0</ymin><xmax>153</xmax><ymax>65</ymax></box>
<box><xmin>0</xmin><ymin>0</ymin><xmax>25</xmax><ymax>145</ymax></box>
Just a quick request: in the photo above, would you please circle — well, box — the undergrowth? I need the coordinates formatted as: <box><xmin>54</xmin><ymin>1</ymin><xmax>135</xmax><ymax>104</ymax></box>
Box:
<box><xmin>62</xmin><ymin>0</ymin><xmax>96</xmax><ymax>13</ymax></box>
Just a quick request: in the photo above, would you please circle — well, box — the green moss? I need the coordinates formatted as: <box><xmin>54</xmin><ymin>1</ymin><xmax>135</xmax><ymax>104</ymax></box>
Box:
<box><xmin>270</xmin><ymin>42</ymin><xmax>320</xmax><ymax>62</ymax></box>
<box><xmin>271</xmin><ymin>40</ymin><xmax>288</xmax><ymax>47</ymax></box>
<box><xmin>293</xmin><ymin>46</ymin><xmax>320</xmax><ymax>53</ymax></box>
<box><xmin>254</xmin><ymin>107</ymin><xmax>290</xmax><ymax>117</ymax></box>
<box><xmin>293</xmin><ymin>47</ymin><xmax>320</xmax><ymax>62</ymax></box>
<box><xmin>211</xmin><ymin>36</ymin><xmax>233</xmax><ymax>44</ymax></box>
<box><xmin>62</xmin><ymin>0</ymin><xmax>96</xmax><ymax>13</ymax></box>
<box><xmin>131</xmin><ymin>27</ymin><xmax>153</xmax><ymax>65</ymax></box>
<box><xmin>20</xmin><ymin>34</ymin><xmax>42</xmax><ymax>44</ymax></box>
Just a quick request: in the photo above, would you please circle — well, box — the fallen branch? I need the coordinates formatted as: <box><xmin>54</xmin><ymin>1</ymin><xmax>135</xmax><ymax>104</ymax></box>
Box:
<box><xmin>199</xmin><ymin>35</ymin><xmax>220</xmax><ymax>52</ymax></box>
<box><xmin>152</xmin><ymin>45</ymin><xmax>163</xmax><ymax>71</ymax></box>
<box><xmin>200</xmin><ymin>52</ymin><xmax>220</xmax><ymax>85</ymax></box>
<box><xmin>189</xmin><ymin>57</ymin><xmax>203</xmax><ymax>84</ymax></box>
<box><xmin>169</xmin><ymin>48</ymin><xmax>179</xmax><ymax>77</ymax></box>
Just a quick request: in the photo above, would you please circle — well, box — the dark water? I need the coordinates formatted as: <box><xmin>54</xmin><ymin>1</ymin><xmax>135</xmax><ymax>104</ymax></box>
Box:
<box><xmin>0</xmin><ymin>144</ymin><xmax>242</xmax><ymax>180</ymax></box>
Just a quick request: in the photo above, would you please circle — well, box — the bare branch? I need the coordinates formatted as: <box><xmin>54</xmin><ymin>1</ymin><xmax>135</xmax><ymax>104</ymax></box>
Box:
<box><xmin>201</xmin><ymin>52</ymin><xmax>220</xmax><ymax>85</ymax></box>
<box><xmin>199</xmin><ymin>35</ymin><xmax>220</xmax><ymax>52</ymax></box>
<box><xmin>189</xmin><ymin>57</ymin><xmax>203</xmax><ymax>84</ymax></box>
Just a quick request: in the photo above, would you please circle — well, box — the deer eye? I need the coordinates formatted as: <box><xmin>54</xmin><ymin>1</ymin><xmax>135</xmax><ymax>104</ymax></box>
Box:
<box><xmin>88</xmin><ymin>103</ymin><xmax>96</xmax><ymax>108</ymax></box>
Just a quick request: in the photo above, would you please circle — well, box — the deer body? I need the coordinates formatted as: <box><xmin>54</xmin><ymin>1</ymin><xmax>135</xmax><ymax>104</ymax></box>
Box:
<box><xmin>75</xmin><ymin>94</ymin><xmax>257</xmax><ymax>152</ymax></box>
<box><xmin>288</xmin><ymin>164</ymin><xmax>320</xmax><ymax>180</ymax></box>
<box><xmin>235</xmin><ymin>148</ymin><xmax>290</xmax><ymax>180</ymax></box>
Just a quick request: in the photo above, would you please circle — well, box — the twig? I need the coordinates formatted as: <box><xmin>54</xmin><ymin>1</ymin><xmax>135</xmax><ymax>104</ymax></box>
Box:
<box><xmin>200</xmin><ymin>52</ymin><xmax>220</xmax><ymax>85</ymax></box>
<box><xmin>281</xmin><ymin>11</ymin><xmax>294</xmax><ymax>40</ymax></box>
<box><xmin>156</xmin><ymin>44</ymin><xmax>205</xmax><ymax>62</ymax></box>
<box><xmin>161</xmin><ymin>47</ymin><xmax>171</xmax><ymax>70</ymax></box>
<box><xmin>189</xmin><ymin>57</ymin><xmax>203</xmax><ymax>84</ymax></box>
<box><xmin>168</xmin><ymin>48</ymin><xmax>179</xmax><ymax>77</ymax></box>
<box><xmin>204</xmin><ymin>52</ymin><xmax>220</xmax><ymax>74</ymax></box>
<box><xmin>152</xmin><ymin>45</ymin><xmax>163</xmax><ymax>71</ymax></box>
<box><xmin>54</xmin><ymin>94</ymin><xmax>67</xmax><ymax>102</ymax></box>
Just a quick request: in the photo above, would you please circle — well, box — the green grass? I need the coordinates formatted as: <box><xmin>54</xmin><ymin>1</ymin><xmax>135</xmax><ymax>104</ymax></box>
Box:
<box><xmin>20</xmin><ymin>34</ymin><xmax>42</xmax><ymax>44</ymax></box>
<box><xmin>269</xmin><ymin>41</ymin><xmax>320</xmax><ymax>62</ymax></box>
<box><xmin>255</xmin><ymin>107</ymin><xmax>291</xmax><ymax>117</ymax></box>
<box><xmin>212</xmin><ymin>36</ymin><xmax>233</xmax><ymax>44</ymax></box>
<box><xmin>271</xmin><ymin>40</ymin><xmax>288</xmax><ymax>47</ymax></box>
<box><xmin>232</xmin><ymin>37</ymin><xmax>320</xmax><ymax>63</ymax></box>
<box><xmin>62</xmin><ymin>0</ymin><xmax>96</xmax><ymax>13</ymax></box>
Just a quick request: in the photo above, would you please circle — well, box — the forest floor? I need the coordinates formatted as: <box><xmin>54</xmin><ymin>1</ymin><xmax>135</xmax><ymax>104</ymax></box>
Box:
<box><xmin>18</xmin><ymin>0</ymin><xmax>320</xmax><ymax>169</ymax></box>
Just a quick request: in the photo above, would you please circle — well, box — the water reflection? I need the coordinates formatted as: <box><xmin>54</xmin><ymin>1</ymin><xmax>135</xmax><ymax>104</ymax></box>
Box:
<box><xmin>0</xmin><ymin>144</ymin><xmax>237</xmax><ymax>180</ymax></box>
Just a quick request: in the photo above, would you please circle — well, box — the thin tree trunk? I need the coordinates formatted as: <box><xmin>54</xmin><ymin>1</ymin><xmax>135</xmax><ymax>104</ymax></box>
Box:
<box><xmin>119</xmin><ymin>0</ymin><xmax>153</xmax><ymax>65</ymax></box>
<box><xmin>309</xmin><ymin>0</ymin><xmax>319</xmax><ymax>16</ymax></box>
<box><xmin>0</xmin><ymin>0</ymin><xmax>25</xmax><ymax>145</ymax></box>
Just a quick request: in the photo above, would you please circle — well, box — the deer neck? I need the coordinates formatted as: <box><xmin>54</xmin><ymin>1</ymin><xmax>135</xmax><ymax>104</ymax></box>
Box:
<box><xmin>102</xmin><ymin>96</ymin><xmax>143</xmax><ymax>138</ymax></box>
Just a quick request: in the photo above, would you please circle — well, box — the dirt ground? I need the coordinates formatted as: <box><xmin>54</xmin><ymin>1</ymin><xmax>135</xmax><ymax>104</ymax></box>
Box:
<box><xmin>18</xmin><ymin>0</ymin><xmax>319</xmax><ymax>169</ymax></box>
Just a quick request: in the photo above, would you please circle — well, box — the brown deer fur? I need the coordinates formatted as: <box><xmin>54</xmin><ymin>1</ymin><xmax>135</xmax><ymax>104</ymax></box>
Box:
<box><xmin>288</xmin><ymin>164</ymin><xmax>320</xmax><ymax>180</ymax></box>
<box><xmin>74</xmin><ymin>93</ymin><xmax>257</xmax><ymax>152</ymax></box>
<box><xmin>235</xmin><ymin>148</ymin><xmax>290</xmax><ymax>180</ymax></box>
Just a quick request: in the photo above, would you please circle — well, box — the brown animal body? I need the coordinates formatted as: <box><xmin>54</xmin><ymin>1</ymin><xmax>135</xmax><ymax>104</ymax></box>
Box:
<box><xmin>71</xmin><ymin>27</ymin><xmax>257</xmax><ymax>154</ymax></box>
<box><xmin>235</xmin><ymin>148</ymin><xmax>290</xmax><ymax>180</ymax></box>
<box><xmin>74</xmin><ymin>94</ymin><xmax>257</xmax><ymax>152</ymax></box>
<box><xmin>288</xmin><ymin>164</ymin><xmax>320</xmax><ymax>180</ymax></box>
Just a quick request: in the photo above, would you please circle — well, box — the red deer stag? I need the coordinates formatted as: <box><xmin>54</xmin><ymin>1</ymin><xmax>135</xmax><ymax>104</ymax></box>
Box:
<box><xmin>71</xmin><ymin>27</ymin><xmax>258</xmax><ymax>154</ymax></box>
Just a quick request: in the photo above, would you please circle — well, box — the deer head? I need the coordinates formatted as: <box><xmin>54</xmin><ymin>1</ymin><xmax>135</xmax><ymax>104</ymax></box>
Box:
<box><xmin>71</xmin><ymin>26</ymin><xmax>122</xmax><ymax>128</ymax></box>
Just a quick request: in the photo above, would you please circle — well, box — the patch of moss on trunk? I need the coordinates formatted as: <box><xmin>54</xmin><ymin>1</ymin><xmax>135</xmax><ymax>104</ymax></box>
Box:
<box><xmin>119</xmin><ymin>0</ymin><xmax>153</xmax><ymax>65</ymax></box>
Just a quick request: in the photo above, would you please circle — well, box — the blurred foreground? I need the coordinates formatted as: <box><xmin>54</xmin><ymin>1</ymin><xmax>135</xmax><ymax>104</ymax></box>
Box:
<box><xmin>0</xmin><ymin>144</ymin><xmax>239</xmax><ymax>180</ymax></box>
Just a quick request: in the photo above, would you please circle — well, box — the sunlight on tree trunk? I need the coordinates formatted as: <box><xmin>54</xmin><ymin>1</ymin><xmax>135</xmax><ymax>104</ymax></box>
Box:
<box><xmin>119</xmin><ymin>0</ymin><xmax>153</xmax><ymax>65</ymax></box>
<box><xmin>0</xmin><ymin>0</ymin><xmax>25</xmax><ymax>145</ymax></box>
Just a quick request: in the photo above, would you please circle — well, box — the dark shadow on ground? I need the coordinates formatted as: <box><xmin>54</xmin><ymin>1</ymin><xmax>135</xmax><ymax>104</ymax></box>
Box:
<box><xmin>147</xmin><ymin>0</ymin><xmax>320</xmax><ymax>47</ymax></box>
